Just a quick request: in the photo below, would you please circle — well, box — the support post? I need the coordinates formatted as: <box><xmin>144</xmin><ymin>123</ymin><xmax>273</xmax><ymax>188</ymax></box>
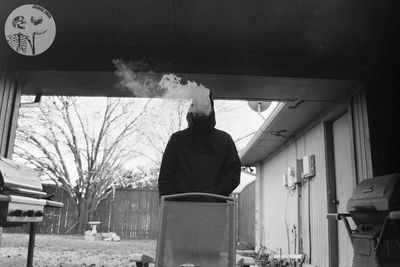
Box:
<box><xmin>27</xmin><ymin>223</ymin><xmax>36</xmax><ymax>267</ymax></box>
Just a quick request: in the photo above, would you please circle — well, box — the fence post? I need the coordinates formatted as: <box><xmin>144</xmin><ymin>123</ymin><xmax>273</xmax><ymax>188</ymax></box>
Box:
<box><xmin>107</xmin><ymin>186</ymin><xmax>115</xmax><ymax>232</ymax></box>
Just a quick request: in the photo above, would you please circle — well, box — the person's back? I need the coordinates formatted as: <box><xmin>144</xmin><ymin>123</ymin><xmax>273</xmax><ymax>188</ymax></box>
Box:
<box><xmin>157</xmin><ymin>94</ymin><xmax>241</xmax><ymax>266</ymax></box>
<box><xmin>158</xmin><ymin>95</ymin><xmax>241</xmax><ymax>199</ymax></box>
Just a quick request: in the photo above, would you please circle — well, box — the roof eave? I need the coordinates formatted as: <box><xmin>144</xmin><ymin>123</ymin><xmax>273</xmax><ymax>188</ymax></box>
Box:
<box><xmin>239</xmin><ymin>102</ymin><xmax>287</xmax><ymax>165</ymax></box>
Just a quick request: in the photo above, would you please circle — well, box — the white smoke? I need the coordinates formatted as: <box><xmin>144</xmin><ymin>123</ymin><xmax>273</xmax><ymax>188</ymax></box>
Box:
<box><xmin>113</xmin><ymin>59</ymin><xmax>212</xmax><ymax>116</ymax></box>
<box><xmin>158</xmin><ymin>74</ymin><xmax>211</xmax><ymax>116</ymax></box>
<box><xmin>113</xmin><ymin>59</ymin><xmax>160</xmax><ymax>97</ymax></box>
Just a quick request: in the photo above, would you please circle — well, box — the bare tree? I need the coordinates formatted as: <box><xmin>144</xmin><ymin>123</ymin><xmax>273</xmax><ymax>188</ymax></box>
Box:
<box><xmin>14</xmin><ymin>96</ymin><xmax>151</xmax><ymax>233</ymax></box>
<box><xmin>135</xmin><ymin>98</ymin><xmax>190</xmax><ymax>167</ymax></box>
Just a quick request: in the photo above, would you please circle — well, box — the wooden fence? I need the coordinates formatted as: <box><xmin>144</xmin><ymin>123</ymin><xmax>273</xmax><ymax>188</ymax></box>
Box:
<box><xmin>5</xmin><ymin>186</ymin><xmax>160</xmax><ymax>239</ymax></box>
<box><xmin>237</xmin><ymin>181</ymin><xmax>255</xmax><ymax>246</ymax></box>
<box><xmin>93</xmin><ymin>188</ymin><xmax>159</xmax><ymax>239</ymax></box>
<box><xmin>5</xmin><ymin>183</ymin><xmax>255</xmax><ymax>242</ymax></box>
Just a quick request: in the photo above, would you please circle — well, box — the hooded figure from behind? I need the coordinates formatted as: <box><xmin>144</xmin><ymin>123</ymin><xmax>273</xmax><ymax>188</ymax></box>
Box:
<box><xmin>158</xmin><ymin>94</ymin><xmax>241</xmax><ymax>198</ymax></box>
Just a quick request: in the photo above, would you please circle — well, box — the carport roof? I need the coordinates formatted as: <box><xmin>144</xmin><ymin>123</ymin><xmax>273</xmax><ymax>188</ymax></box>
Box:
<box><xmin>239</xmin><ymin>80</ymin><xmax>361</xmax><ymax>165</ymax></box>
<box><xmin>1</xmin><ymin>1</ymin><xmax>367</xmax><ymax>163</ymax></box>
<box><xmin>1</xmin><ymin>0</ymin><xmax>370</xmax><ymax>80</ymax></box>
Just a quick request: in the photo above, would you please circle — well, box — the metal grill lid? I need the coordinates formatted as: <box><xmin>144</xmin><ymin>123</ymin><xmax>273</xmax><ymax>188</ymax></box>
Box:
<box><xmin>0</xmin><ymin>157</ymin><xmax>43</xmax><ymax>194</ymax></box>
<box><xmin>347</xmin><ymin>173</ymin><xmax>400</xmax><ymax>212</ymax></box>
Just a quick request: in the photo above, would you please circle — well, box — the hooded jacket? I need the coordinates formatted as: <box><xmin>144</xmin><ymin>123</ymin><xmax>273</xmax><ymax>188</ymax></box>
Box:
<box><xmin>158</xmin><ymin>106</ymin><xmax>241</xmax><ymax>198</ymax></box>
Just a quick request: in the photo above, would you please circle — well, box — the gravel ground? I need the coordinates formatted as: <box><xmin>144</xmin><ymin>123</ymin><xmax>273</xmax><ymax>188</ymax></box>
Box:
<box><xmin>0</xmin><ymin>233</ymin><xmax>156</xmax><ymax>267</ymax></box>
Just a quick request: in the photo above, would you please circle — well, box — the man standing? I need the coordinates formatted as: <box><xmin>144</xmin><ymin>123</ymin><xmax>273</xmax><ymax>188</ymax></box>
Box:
<box><xmin>158</xmin><ymin>94</ymin><xmax>241</xmax><ymax>199</ymax></box>
<box><xmin>157</xmin><ymin>94</ymin><xmax>241</xmax><ymax>266</ymax></box>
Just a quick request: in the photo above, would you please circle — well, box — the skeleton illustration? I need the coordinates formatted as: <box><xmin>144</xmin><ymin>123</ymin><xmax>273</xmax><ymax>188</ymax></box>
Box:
<box><xmin>6</xmin><ymin>15</ymin><xmax>48</xmax><ymax>55</ymax></box>
<box><xmin>6</xmin><ymin>16</ymin><xmax>28</xmax><ymax>53</ymax></box>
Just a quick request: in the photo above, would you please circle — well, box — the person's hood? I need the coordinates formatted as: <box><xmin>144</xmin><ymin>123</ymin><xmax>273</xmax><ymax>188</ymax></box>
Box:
<box><xmin>186</xmin><ymin>110</ymin><xmax>216</xmax><ymax>133</ymax></box>
<box><xmin>186</xmin><ymin>94</ymin><xmax>216</xmax><ymax>133</ymax></box>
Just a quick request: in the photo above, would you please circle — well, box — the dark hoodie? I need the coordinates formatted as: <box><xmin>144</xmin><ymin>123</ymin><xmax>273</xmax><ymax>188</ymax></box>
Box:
<box><xmin>158</xmin><ymin>101</ymin><xmax>241</xmax><ymax>198</ymax></box>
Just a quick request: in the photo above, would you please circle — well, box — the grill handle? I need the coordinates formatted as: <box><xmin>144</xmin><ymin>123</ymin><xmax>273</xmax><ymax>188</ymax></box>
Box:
<box><xmin>362</xmin><ymin>186</ymin><xmax>374</xmax><ymax>193</ymax></box>
<box><xmin>326</xmin><ymin>213</ymin><xmax>353</xmax><ymax>244</ymax></box>
<box><xmin>338</xmin><ymin>213</ymin><xmax>353</xmax><ymax>244</ymax></box>
<box><xmin>326</xmin><ymin>212</ymin><xmax>351</xmax><ymax>221</ymax></box>
<box><xmin>390</xmin><ymin>211</ymin><xmax>400</xmax><ymax>220</ymax></box>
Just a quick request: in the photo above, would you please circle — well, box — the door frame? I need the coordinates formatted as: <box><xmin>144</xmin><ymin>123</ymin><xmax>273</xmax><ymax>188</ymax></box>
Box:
<box><xmin>324</xmin><ymin>104</ymin><xmax>358</xmax><ymax>267</ymax></box>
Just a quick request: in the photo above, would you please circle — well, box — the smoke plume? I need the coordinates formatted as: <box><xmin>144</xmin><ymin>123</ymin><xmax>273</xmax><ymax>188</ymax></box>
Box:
<box><xmin>113</xmin><ymin>59</ymin><xmax>212</xmax><ymax>116</ymax></box>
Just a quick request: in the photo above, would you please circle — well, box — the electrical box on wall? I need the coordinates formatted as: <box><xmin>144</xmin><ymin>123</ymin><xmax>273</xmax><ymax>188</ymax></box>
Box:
<box><xmin>282</xmin><ymin>173</ymin><xmax>288</xmax><ymax>187</ymax></box>
<box><xmin>302</xmin><ymin>155</ymin><xmax>316</xmax><ymax>179</ymax></box>
<box><xmin>287</xmin><ymin>159</ymin><xmax>303</xmax><ymax>187</ymax></box>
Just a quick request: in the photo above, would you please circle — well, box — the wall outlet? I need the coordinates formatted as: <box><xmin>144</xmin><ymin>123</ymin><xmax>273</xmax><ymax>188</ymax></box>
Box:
<box><xmin>302</xmin><ymin>155</ymin><xmax>316</xmax><ymax>179</ymax></box>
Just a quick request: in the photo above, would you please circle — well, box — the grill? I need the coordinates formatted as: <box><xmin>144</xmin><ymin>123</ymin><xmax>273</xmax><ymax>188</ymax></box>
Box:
<box><xmin>0</xmin><ymin>157</ymin><xmax>63</xmax><ymax>267</ymax></box>
<box><xmin>328</xmin><ymin>173</ymin><xmax>400</xmax><ymax>267</ymax></box>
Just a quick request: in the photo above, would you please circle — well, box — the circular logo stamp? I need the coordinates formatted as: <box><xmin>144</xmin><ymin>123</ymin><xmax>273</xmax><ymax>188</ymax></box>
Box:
<box><xmin>4</xmin><ymin>4</ymin><xmax>56</xmax><ymax>56</ymax></box>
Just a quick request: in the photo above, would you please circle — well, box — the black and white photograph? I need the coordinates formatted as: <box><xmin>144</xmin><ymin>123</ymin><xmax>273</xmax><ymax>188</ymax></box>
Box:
<box><xmin>1</xmin><ymin>1</ymin><xmax>399</xmax><ymax>267</ymax></box>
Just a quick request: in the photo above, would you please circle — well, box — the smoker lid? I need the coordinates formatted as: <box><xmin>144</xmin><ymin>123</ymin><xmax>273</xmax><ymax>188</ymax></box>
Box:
<box><xmin>0</xmin><ymin>157</ymin><xmax>43</xmax><ymax>194</ymax></box>
<box><xmin>347</xmin><ymin>173</ymin><xmax>400</xmax><ymax>212</ymax></box>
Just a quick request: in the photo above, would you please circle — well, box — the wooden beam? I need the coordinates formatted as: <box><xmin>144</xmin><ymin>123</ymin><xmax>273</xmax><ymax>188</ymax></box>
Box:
<box><xmin>20</xmin><ymin>71</ymin><xmax>359</xmax><ymax>101</ymax></box>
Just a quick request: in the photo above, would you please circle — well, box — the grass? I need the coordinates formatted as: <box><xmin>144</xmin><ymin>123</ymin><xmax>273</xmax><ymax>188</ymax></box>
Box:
<box><xmin>0</xmin><ymin>233</ymin><xmax>156</xmax><ymax>266</ymax></box>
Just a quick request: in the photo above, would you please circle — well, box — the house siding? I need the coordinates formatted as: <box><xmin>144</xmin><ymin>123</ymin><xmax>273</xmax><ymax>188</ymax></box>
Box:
<box><xmin>301</xmin><ymin>124</ymin><xmax>329</xmax><ymax>267</ymax></box>
<box><xmin>238</xmin><ymin>181</ymin><xmax>255</xmax><ymax>246</ymax></box>
<box><xmin>256</xmin><ymin>89</ymin><xmax>369</xmax><ymax>267</ymax></box>
<box><xmin>260</xmin><ymin>142</ymin><xmax>300</xmax><ymax>254</ymax></box>
<box><xmin>259</xmin><ymin>123</ymin><xmax>328</xmax><ymax>266</ymax></box>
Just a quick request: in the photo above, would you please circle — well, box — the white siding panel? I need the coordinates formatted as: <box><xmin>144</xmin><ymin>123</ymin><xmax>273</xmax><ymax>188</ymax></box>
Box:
<box><xmin>300</xmin><ymin>124</ymin><xmax>329</xmax><ymax>267</ymax></box>
<box><xmin>308</xmin><ymin>124</ymin><xmax>329</xmax><ymax>267</ymax></box>
<box><xmin>255</xmin><ymin>163</ymin><xmax>263</xmax><ymax>248</ymax></box>
<box><xmin>260</xmin><ymin>123</ymin><xmax>329</xmax><ymax>267</ymax></box>
<box><xmin>261</xmin><ymin>148</ymin><xmax>299</xmax><ymax>254</ymax></box>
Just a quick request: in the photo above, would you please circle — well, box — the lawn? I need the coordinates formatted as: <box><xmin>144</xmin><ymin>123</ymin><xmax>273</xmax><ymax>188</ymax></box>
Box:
<box><xmin>0</xmin><ymin>233</ymin><xmax>157</xmax><ymax>267</ymax></box>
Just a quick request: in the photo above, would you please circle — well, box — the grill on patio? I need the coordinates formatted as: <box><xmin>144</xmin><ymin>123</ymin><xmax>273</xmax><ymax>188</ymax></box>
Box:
<box><xmin>0</xmin><ymin>157</ymin><xmax>63</xmax><ymax>267</ymax></box>
<box><xmin>328</xmin><ymin>173</ymin><xmax>400</xmax><ymax>267</ymax></box>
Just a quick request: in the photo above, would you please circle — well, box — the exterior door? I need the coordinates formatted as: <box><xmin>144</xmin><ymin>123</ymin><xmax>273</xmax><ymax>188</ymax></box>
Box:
<box><xmin>332</xmin><ymin>112</ymin><xmax>356</xmax><ymax>267</ymax></box>
<box><xmin>326</xmin><ymin>110</ymin><xmax>357</xmax><ymax>267</ymax></box>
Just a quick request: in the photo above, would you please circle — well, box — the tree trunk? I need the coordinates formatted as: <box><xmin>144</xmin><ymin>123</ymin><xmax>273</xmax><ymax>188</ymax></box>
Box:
<box><xmin>77</xmin><ymin>198</ymin><xmax>88</xmax><ymax>234</ymax></box>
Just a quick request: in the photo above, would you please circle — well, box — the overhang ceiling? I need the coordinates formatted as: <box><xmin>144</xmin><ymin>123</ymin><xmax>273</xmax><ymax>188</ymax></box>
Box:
<box><xmin>240</xmin><ymin>100</ymin><xmax>339</xmax><ymax>165</ymax></box>
<box><xmin>1</xmin><ymin>0</ymin><xmax>373</xmax><ymax>79</ymax></box>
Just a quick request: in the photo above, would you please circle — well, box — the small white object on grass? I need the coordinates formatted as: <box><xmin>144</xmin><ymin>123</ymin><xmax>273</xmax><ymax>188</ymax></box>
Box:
<box><xmin>88</xmin><ymin>221</ymin><xmax>101</xmax><ymax>234</ymax></box>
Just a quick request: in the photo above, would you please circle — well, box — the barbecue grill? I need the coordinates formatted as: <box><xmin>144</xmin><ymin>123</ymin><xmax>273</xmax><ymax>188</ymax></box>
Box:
<box><xmin>0</xmin><ymin>157</ymin><xmax>63</xmax><ymax>267</ymax></box>
<box><xmin>327</xmin><ymin>173</ymin><xmax>400</xmax><ymax>267</ymax></box>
